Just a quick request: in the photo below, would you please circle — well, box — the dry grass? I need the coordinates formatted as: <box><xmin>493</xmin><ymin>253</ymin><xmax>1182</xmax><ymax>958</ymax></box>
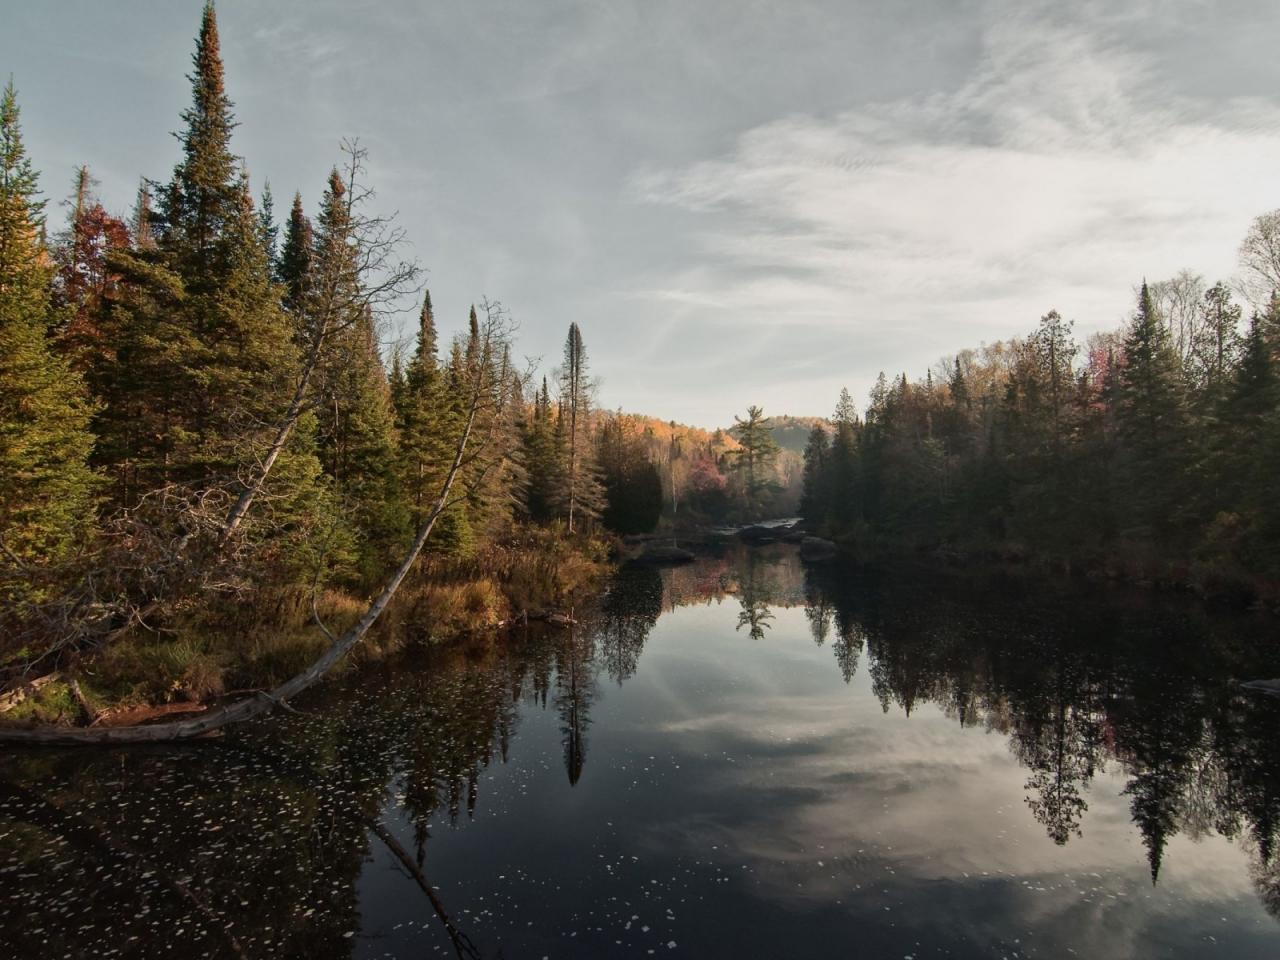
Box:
<box><xmin>11</xmin><ymin>528</ymin><xmax>613</xmax><ymax>713</ymax></box>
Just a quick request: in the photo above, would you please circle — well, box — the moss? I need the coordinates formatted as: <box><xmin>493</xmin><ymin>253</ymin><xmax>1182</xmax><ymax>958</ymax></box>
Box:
<box><xmin>4</xmin><ymin>679</ymin><xmax>76</xmax><ymax>724</ymax></box>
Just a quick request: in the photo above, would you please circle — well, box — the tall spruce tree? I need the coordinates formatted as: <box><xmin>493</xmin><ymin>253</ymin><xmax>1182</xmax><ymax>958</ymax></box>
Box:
<box><xmin>1115</xmin><ymin>281</ymin><xmax>1192</xmax><ymax>542</ymax></box>
<box><xmin>0</xmin><ymin>81</ymin><xmax>98</xmax><ymax>603</ymax></box>
<box><xmin>97</xmin><ymin>2</ymin><xmax>307</xmax><ymax>495</ymax></box>
<box><xmin>521</xmin><ymin>376</ymin><xmax>564</xmax><ymax>523</ymax></box>
<box><xmin>311</xmin><ymin>170</ymin><xmax>407</xmax><ymax>578</ymax></box>
<box><xmin>396</xmin><ymin>290</ymin><xmax>449</xmax><ymax>525</ymax></box>
<box><xmin>558</xmin><ymin>322</ymin><xmax>604</xmax><ymax>531</ymax></box>
<box><xmin>276</xmin><ymin>190</ymin><xmax>311</xmax><ymax>317</ymax></box>
<box><xmin>258</xmin><ymin>179</ymin><xmax>277</xmax><ymax>271</ymax></box>
<box><xmin>158</xmin><ymin>1</ymin><xmax>238</xmax><ymax>286</ymax></box>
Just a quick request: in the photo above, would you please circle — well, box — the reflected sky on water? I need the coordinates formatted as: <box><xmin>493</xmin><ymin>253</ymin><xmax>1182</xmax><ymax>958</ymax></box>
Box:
<box><xmin>4</xmin><ymin>544</ymin><xmax>1280</xmax><ymax>958</ymax></box>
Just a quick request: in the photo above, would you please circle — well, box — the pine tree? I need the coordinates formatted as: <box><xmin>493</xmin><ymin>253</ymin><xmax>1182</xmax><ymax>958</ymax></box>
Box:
<box><xmin>1114</xmin><ymin>281</ymin><xmax>1193</xmax><ymax>543</ymax></box>
<box><xmin>833</xmin><ymin>387</ymin><xmax>857</xmax><ymax>426</ymax></box>
<box><xmin>157</xmin><ymin>1</ymin><xmax>239</xmax><ymax>286</ymax></box>
<box><xmin>276</xmin><ymin>190</ymin><xmax>311</xmax><ymax>316</ymax></box>
<box><xmin>0</xmin><ymin>81</ymin><xmax>99</xmax><ymax>602</ymax></box>
<box><xmin>396</xmin><ymin>290</ymin><xmax>449</xmax><ymax>525</ymax></box>
<box><xmin>559</xmin><ymin>322</ymin><xmax>604</xmax><ymax>531</ymax></box>
<box><xmin>100</xmin><ymin>3</ymin><xmax>306</xmax><ymax>495</ymax></box>
<box><xmin>1191</xmin><ymin>282</ymin><xmax>1243</xmax><ymax>402</ymax></box>
<box><xmin>522</xmin><ymin>376</ymin><xmax>564</xmax><ymax>523</ymax></box>
<box><xmin>258</xmin><ymin>179</ymin><xmax>278</xmax><ymax>271</ymax></box>
<box><xmin>799</xmin><ymin>425</ymin><xmax>830</xmax><ymax>524</ymax></box>
<box><xmin>731</xmin><ymin>405</ymin><xmax>780</xmax><ymax>516</ymax></box>
<box><xmin>310</xmin><ymin>170</ymin><xmax>407</xmax><ymax>578</ymax></box>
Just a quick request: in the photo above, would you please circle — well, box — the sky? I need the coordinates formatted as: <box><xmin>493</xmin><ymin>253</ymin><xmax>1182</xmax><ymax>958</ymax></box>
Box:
<box><xmin>5</xmin><ymin>0</ymin><xmax>1280</xmax><ymax>427</ymax></box>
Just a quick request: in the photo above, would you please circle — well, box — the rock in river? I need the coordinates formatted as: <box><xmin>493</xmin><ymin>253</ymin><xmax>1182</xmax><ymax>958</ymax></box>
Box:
<box><xmin>799</xmin><ymin>536</ymin><xmax>839</xmax><ymax>559</ymax></box>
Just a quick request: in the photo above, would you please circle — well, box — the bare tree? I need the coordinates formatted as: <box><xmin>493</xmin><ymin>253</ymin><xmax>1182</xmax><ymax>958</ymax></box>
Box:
<box><xmin>1148</xmin><ymin>270</ymin><xmax>1204</xmax><ymax>369</ymax></box>
<box><xmin>0</xmin><ymin>302</ymin><xmax>521</xmax><ymax>744</ymax></box>
<box><xmin>1237</xmin><ymin>210</ymin><xmax>1280</xmax><ymax>308</ymax></box>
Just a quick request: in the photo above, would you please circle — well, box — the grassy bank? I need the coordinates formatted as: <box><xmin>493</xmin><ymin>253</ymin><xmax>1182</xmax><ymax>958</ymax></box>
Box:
<box><xmin>2</xmin><ymin>528</ymin><xmax>612</xmax><ymax>727</ymax></box>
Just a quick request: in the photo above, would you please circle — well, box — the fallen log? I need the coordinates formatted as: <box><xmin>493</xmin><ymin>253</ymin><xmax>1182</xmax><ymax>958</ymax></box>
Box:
<box><xmin>0</xmin><ymin>311</ymin><xmax>507</xmax><ymax>746</ymax></box>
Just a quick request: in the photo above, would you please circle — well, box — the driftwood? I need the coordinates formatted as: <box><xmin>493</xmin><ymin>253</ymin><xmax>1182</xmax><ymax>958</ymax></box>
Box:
<box><xmin>1242</xmin><ymin>679</ymin><xmax>1280</xmax><ymax>697</ymax></box>
<box><xmin>0</xmin><ymin>672</ymin><xmax>62</xmax><ymax>714</ymax></box>
<box><xmin>0</xmin><ymin>308</ymin><xmax>511</xmax><ymax>746</ymax></box>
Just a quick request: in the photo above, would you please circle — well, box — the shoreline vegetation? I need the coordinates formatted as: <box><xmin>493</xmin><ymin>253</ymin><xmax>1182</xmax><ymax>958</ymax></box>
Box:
<box><xmin>795</xmin><ymin>296</ymin><xmax>1280</xmax><ymax>612</ymax></box>
<box><xmin>5</xmin><ymin>4</ymin><xmax>1280</xmax><ymax>740</ymax></box>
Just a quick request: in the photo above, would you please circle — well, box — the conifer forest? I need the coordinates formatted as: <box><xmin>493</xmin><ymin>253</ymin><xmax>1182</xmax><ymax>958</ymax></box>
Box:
<box><xmin>3</xmin><ymin>4</ymin><xmax>1280</xmax><ymax>958</ymax></box>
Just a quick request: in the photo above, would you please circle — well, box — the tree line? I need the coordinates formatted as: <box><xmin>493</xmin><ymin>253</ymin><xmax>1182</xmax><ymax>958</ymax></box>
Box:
<box><xmin>801</xmin><ymin>234</ymin><xmax>1280</xmax><ymax>598</ymax></box>
<box><xmin>0</xmin><ymin>2</ymin><xmax>670</xmax><ymax>724</ymax></box>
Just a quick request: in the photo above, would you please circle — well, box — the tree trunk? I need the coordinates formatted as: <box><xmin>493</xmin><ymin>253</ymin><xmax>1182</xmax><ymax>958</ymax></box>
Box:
<box><xmin>0</xmin><ymin>378</ymin><xmax>481</xmax><ymax>746</ymax></box>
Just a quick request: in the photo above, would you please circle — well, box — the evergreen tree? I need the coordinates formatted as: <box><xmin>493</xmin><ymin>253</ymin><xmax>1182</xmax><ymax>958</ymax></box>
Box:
<box><xmin>258</xmin><ymin>179</ymin><xmax>278</xmax><ymax>271</ymax></box>
<box><xmin>99</xmin><ymin>3</ymin><xmax>308</xmax><ymax>495</ymax></box>
<box><xmin>731</xmin><ymin>405</ymin><xmax>780</xmax><ymax>516</ymax></box>
<box><xmin>276</xmin><ymin>190</ymin><xmax>311</xmax><ymax>316</ymax></box>
<box><xmin>396</xmin><ymin>290</ymin><xmax>449</xmax><ymax>525</ymax></box>
<box><xmin>833</xmin><ymin>387</ymin><xmax>857</xmax><ymax>426</ymax></box>
<box><xmin>311</xmin><ymin>170</ymin><xmax>407</xmax><ymax>579</ymax></box>
<box><xmin>157</xmin><ymin>1</ymin><xmax>239</xmax><ymax>285</ymax></box>
<box><xmin>597</xmin><ymin>415</ymin><xmax>663</xmax><ymax>535</ymax></box>
<box><xmin>558</xmin><ymin>322</ymin><xmax>604</xmax><ymax>531</ymax></box>
<box><xmin>798</xmin><ymin>425</ymin><xmax>830</xmax><ymax>524</ymax></box>
<box><xmin>1115</xmin><ymin>281</ymin><xmax>1193</xmax><ymax>543</ymax></box>
<box><xmin>0</xmin><ymin>81</ymin><xmax>99</xmax><ymax>603</ymax></box>
<box><xmin>1191</xmin><ymin>281</ymin><xmax>1243</xmax><ymax>402</ymax></box>
<box><xmin>521</xmin><ymin>376</ymin><xmax>564</xmax><ymax>523</ymax></box>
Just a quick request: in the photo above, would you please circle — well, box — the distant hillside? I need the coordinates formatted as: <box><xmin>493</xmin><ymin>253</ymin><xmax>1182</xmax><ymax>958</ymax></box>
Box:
<box><xmin>611</xmin><ymin>413</ymin><xmax>741</xmax><ymax>454</ymax></box>
<box><xmin>712</xmin><ymin>414</ymin><xmax>827</xmax><ymax>453</ymax></box>
<box><xmin>758</xmin><ymin>415</ymin><xmax>830</xmax><ymax>454</ymax></box>
<box><xmin>611</xmin><ymin>412</ymin><xmax>830</xmax><ymax>457</ymax></box>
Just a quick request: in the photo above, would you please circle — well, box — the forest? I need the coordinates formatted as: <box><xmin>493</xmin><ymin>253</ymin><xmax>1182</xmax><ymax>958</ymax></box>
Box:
<box><xmin>0</xmin><ymin>4</ymin><xmax>789</xmax><ymax>736</ymax></box>
<box><xmin>799</xmin><ymin>255</ymin><xmax>1280</xmax><ymax>604</ymax></box>
<box><xmin>4</xmin><ymin>2</ymin><xmax>1280</xmax><ymax>739</ymax></box>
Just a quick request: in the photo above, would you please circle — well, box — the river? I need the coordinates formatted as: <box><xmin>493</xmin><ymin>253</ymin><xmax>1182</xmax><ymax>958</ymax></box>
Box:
<box><xmin>3</xmin><ymin>542</ymin><xmax>1280</xmax><ymax>958</ymax></box>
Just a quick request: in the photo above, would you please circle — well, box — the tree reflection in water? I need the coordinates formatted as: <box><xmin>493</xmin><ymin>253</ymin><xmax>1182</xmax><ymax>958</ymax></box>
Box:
<box><xmin>4</xmin><ymin>542</ymin><xmax>1280</xmax><ymax>958</ymax></box>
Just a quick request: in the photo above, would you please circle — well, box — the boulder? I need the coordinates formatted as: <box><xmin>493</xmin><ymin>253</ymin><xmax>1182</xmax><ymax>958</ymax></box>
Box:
<box><xmin>799</xmin><ymin>536</ymin><xmax>838</xmax><ymax>559</ymax></box>
<box><xmin>737</xmin><ymin>525</ymin><xmax>778</xmax><ymax>544</ymax></box>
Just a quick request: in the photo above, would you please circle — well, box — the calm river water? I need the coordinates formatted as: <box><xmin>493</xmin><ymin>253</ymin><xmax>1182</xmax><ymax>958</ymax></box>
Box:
<box><xmin>4</xmin><ymin>543</ymin><xmax>1280</xmax><ymax>958</ymax></box>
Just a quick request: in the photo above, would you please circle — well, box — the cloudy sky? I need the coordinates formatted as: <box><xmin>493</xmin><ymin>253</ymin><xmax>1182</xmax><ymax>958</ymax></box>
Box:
<box><xmin>6</xmin><ymin>0</ymin><xmax>1280</xmax><ymax>425</ymax></box>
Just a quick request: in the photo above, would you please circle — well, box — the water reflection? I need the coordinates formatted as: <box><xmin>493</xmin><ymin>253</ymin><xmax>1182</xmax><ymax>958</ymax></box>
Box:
<box><xmin>3</xmin><ymin>544</ymin><xmax>1280</xmax><ymax>957</ymax></box>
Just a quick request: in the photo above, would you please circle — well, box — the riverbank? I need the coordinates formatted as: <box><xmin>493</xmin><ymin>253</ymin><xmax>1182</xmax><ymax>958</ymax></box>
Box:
<box><xmin>794</xmin><ymin>527</ymin><xmax>1280</xmax><ymax>615</ymax></box>
<box><xmin>0</xmin><ymin>528</ymin><xmax>612</xmax><ymax>729</ymax></box>
<box><xmin>636</xmin><ymin>515</ymin><xmax>1280</xmax><ymax>615</ymax></box>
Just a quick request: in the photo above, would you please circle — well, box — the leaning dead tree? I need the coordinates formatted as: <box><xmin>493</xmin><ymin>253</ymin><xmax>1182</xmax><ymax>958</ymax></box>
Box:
<box><xmin>4</xmin><ymin>141</ymin><xmax>419</xmax><ymax>679</ymax></box>
<box><xmin>0</xmin><ymin>302</ymin><xmax>520</xmax><ymax>745</ymax></box>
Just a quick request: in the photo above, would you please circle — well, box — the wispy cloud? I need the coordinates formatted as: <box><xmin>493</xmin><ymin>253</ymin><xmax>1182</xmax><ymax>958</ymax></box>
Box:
<box><xmin>629</xmin><ymin>0</ymin><xmax>1280</xmax><ymax>369</ymax></box>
